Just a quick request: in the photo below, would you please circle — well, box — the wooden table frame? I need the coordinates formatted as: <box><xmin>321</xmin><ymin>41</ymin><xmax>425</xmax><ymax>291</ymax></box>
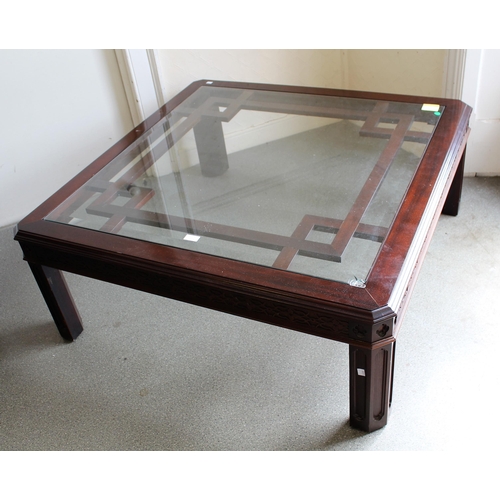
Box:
<box><xmin>14</xmin><ymin>80</ymin><xmax>472</xmax><ymax>432</ymax></box>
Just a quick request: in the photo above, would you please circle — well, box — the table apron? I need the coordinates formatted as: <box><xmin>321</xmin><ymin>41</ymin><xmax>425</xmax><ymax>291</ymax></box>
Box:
<box><xmin>17</xmin><ymin>239</ymin><xmax>395</xmax><ymax>349</ymax></box>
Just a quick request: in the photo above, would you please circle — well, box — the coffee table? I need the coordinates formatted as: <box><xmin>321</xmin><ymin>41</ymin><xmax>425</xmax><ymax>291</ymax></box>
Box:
<box><xmin>14</xmin><ymin>80</ymin><xmax>471</xmax><ymax>432</ymax></box>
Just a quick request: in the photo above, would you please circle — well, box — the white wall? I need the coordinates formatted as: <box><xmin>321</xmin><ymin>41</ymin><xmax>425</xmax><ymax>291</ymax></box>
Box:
<box><xmin>343</xmin><ymin>50</ymin><xmax>447</xmax><ymax>97</ymax></box>
<box><xmin>461</xmin><ymin>49</ymin><xmax>500</xmax><ymax>176</ymax></box>
<box><xmin>157</xmin><ymin>49</ymin><xmax>448</xmax><ymax>100</ymax></box>
<box><xmin>0</xmin><ymin>50</ymin><xmax>133</xmax><ymax>228</ymax></box>
<box><xmin>157</xmin><ymin>49</ymin><xmax>344</xmax><ymax>101</ymax></box>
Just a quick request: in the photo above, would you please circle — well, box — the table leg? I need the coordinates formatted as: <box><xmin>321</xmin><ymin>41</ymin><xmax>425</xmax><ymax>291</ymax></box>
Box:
<box><xmin>28</xmin><ymin>263</ymin><xmax>83</xmax><ymax>342</ymax></box>
<box><xmin>442</xmin><ymin>146</ymin><xmax>466</xmax><ymax>216</ymax></box>
<box><xmin>193</xmin><ymin>117</ymin><xmax>230</xmax><ymax>177</ymax></box>
<box><xmin>349</xmin><ymin>342</ymin><xmax>394</xmax><ymax>432</ymax></box>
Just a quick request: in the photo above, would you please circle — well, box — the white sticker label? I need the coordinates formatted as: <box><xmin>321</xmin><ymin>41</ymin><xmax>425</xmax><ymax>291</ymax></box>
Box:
<box><xmin>421</xmin><ymin>103</ymin><xmax>440</xmax><ymax>112</ymax></box>
<box><xmin>357</xmin><ymin>368</ymin><xmax>366</xmax><ymax>377</ymax></box>
<box><xmin>184</xmin><ymin>234</ymin><xmax>201</xmax><ymax>242</ymax></box>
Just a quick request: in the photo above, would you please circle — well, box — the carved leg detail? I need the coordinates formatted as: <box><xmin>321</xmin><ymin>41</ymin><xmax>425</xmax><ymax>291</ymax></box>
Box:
<box><xmin>349</xmin><ymin>342</ymin><xmax>394</xmax><ymax>432</ymax></box>
<box><xmin>29</xmin><ymin>263</ymin><xmax>83</xmax><ymax>341</ymax></box>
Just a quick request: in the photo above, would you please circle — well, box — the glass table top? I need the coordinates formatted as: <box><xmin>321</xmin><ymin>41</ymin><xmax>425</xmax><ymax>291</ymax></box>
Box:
<box><xmin>46</xmin><ymin>83</ymin><xmax>443</xmax><ymax>285</ymax></box>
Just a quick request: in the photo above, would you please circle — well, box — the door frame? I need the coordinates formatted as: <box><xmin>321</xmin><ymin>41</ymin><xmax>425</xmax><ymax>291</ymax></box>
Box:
<box><xmin>115</xmin><ymin>49</ymin><xmax>168</xmax><ymax>126</ymax></box>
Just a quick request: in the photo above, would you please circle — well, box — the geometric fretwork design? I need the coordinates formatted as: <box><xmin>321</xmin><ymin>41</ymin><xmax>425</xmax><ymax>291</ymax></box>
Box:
<box><xmin>47</xmin><ymin>92</ymin><xmax>434</xmax><ymax>272</ymax></box>
<box><xmin>272</xmin><ymin>214</ymin><xmax>388</xmax><ymax>270</ymax></box>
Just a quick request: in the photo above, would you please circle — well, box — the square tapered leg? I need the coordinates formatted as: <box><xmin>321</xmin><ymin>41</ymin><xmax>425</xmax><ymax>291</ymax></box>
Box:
<box><xmin>29</xmin><ymin>263</ymin><xmax>83</xmax><ymax>341</ymax></box>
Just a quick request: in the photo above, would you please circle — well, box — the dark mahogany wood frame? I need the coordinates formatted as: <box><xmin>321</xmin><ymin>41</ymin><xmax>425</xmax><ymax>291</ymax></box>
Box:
<box><xmin>14</xmin><ymin>80</ymin><xmax>472</xmax><ymax>432</ymax></box>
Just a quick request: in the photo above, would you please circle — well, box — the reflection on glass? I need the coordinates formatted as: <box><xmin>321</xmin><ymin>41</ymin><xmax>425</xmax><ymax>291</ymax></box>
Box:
<box><xmin>46</xmin><ymin>86</ymin><xmax>443</xmax><ymax>285</ymax></box>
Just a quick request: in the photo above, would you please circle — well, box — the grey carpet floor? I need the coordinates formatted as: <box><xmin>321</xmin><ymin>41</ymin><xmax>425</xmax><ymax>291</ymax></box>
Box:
<box><xmin>1</xmin><ymin>177</ymin><xmax>500</xmax><ymax>451</ymax></box>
